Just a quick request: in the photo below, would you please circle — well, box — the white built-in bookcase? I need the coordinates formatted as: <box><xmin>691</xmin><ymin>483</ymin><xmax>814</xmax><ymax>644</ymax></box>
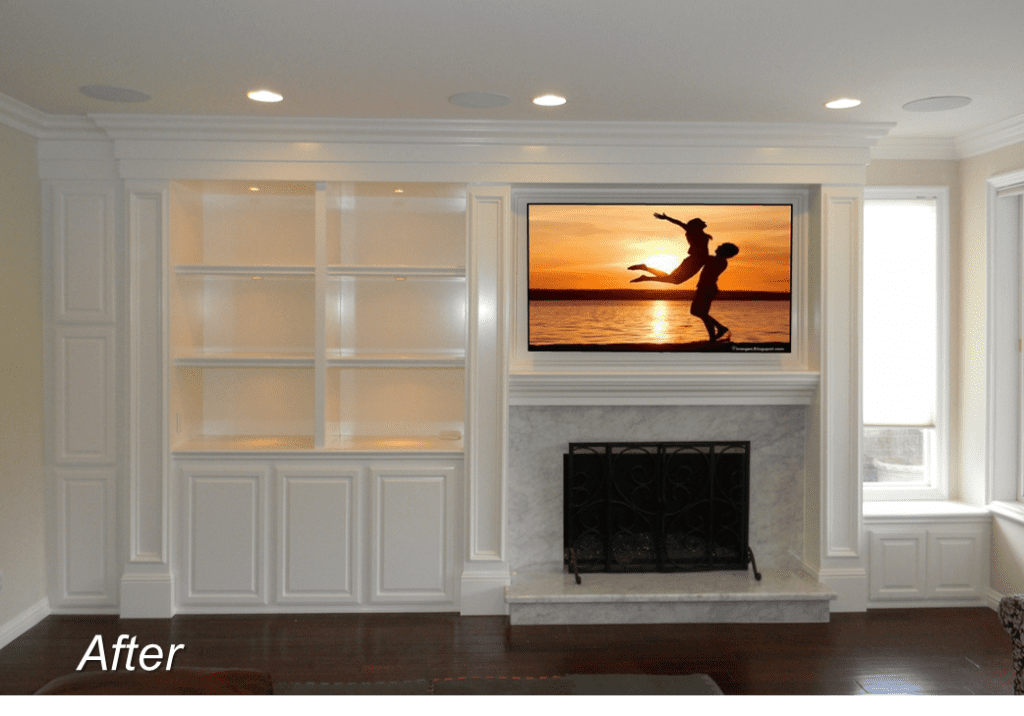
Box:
<box><xmin>168</xmin><ymin>180</ymin><xmax>467</xmax><ymax>453</ymax></box>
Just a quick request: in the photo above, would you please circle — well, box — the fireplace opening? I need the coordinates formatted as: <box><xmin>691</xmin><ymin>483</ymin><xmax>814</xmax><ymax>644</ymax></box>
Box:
<box><xmin>563</xmin><ymin>442</ymin><xmax>760</xmax><ymax>581</ymax></box>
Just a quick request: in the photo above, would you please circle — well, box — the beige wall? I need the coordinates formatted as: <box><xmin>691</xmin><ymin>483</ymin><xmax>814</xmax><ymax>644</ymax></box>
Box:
<box><xmin>0</xmin><ymin>121</ymin><xmax>46</xmax><ymax>631</ymax></box>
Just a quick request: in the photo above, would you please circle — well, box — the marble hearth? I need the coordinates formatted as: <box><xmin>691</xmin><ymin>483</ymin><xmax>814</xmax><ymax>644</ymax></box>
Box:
<box><xmin>506</xmin><ymin>563</ymin><xmax>835</xmax><ymax>625</ymax></box>
<box><xmin>506</xmin><ymin>404</ymin><xmax>835</xmax><ymax>624</ymax></box>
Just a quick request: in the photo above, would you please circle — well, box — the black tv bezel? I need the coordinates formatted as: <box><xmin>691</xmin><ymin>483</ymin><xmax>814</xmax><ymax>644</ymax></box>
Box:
<box><xmin>525</xmin><ymin>201</ymin><xmax>794</xmax><ymax>354</ymax></box>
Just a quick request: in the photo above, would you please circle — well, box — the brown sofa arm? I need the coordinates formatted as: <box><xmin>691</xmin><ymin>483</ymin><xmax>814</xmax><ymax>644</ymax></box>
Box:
<box><xmin>35</xmin><ymin>667</ymin><xmax>273</xmax><ymax>695</ymax></box>
<box><xmin>1000</xmin><ymin>595</ymin><xmax>1024</xmax><ymax>695</ymax></box>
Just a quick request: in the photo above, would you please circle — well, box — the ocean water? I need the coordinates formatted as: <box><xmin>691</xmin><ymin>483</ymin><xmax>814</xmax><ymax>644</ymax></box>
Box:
<box><xmin>529</xmin><ymin>299</ymin><xmax>790</xmax><ymax>346</ymax></box>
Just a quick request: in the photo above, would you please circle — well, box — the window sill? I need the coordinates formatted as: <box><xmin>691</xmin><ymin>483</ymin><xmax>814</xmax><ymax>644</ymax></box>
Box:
<box><xmin>989</xmin><ymin>501</ymin><xmax>1024</xmax><ymax>527</ymax></box>
<box><xmin>863</xmin><ymin>500</ymin><xmax>992</xmax><ymax>524</ymax></box>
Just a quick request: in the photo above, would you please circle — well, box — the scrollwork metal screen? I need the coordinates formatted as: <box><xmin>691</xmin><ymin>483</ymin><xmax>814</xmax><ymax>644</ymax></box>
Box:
<box><xmin>563</xmin><ymin>442</ymin><xmax>751</xmax><ymax>573</ymax></box>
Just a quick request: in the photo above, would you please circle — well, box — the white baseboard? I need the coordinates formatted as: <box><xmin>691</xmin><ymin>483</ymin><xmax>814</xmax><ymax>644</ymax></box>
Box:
<box><xmin>988</xmin><ymin>587</ymin><xmax>1007</xmax><ymax>612</ymax></box>
<box><xmin>818</xmin><ymin>568</ymin><xmax>869</xmax><ymax>612</ymax></box>
<box><xmin>120</xmin><ymin>573</ymin><xmax>174</xmax><ymax>619</ymax></box>
<box><xmin>0</xmin><ymin>597</ymin><xmax>50</xmax><ymax>651</ymax></box>
<box><xmin>460</xmin><ymin>569</ymin><xmax>511</xmax><ymax>616</ymax></box>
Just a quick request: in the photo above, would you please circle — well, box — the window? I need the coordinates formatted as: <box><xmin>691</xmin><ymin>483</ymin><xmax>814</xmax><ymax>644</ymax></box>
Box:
<box><xmin>862</xmin><ymin>188</ymin><xmax>949</xmax><ymax>501</ymax></box>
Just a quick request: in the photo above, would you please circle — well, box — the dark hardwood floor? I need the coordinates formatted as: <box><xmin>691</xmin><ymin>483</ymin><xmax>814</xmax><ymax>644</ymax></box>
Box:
<box><xmin>0</xmin><ymin>607</ymin><xmax>1014</xmax><ymax>695</ymax></box>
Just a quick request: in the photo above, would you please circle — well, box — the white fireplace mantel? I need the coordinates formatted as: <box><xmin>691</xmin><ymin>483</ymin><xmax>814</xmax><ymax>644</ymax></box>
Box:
<box><xmin>508</xmin><ymin>370</ymin><xmax>820</xmax><ymax>405</ymax></box>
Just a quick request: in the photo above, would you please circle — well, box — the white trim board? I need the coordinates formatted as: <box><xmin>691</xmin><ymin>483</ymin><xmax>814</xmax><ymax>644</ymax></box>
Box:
<box><xmin>0</xmin><ymin>598</ymin><xmax>50</xmax><ymax>652</ymax></box>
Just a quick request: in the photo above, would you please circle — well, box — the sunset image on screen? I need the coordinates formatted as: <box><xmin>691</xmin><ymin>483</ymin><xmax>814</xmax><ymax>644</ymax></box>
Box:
<box><xmin>527</xmin><ymin>204</ymin><xmax>792</xmax><ymax>352</ymax></box>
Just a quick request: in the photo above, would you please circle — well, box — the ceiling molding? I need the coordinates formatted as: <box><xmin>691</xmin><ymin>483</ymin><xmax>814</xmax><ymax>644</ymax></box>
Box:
<box><xmin>5</xmin><ymin>86</ymin><xmax>1022</xmax><ymax>161</ymax></box>
<box><xmin>0</xmin><ymin>92</ymin><xmax>104</xmax><ymax>140</ymax></box>
<box><xmin>870</xmin><ymin>136</ymin><xmax>959</xmax><ymax>161</ymax></box>
<box><xmin>87</xmin><ymin>113</ymin><xmax>895</xmax><ymax>150</ymax></box>
<box><xmin>956</xmin><ymin>113</ymin><xmax>1024</xmax><ymax>159</ymax></box>
<box><xmin>1</xmin><ymin>90</ymin><xmax>895</xmax><ymax>151</ymax></box>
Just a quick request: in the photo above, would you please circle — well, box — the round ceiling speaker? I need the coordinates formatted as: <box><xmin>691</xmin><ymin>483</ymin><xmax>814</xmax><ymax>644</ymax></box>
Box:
<box><xmin>448</xmin><ymin>92</ymin><xmax>512</xmax><ymax>109</ymax></box>
<box><xmin>902</xmin><ymin>96</ymin><xmax>972</xmax><ymax>112</ymax></box>
<box><xmin>80</xmin><ymin>85</ymin><xmax>151</xmax><ymax>103</ymax></box>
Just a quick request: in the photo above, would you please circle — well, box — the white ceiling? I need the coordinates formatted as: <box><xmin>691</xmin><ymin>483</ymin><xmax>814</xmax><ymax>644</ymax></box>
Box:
<box><xmin>1</xmin><ymin>0</ymin><xmax>1021</xmax><ymax>139</ymax></box>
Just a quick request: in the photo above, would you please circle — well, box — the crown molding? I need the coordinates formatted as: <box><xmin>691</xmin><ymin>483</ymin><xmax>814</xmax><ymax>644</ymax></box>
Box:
<box><xmin>870</xmin><ymin>136</ymin><xmax>959</xmax><ymax>161</ymax></box>
<box><xmin>956</xmin><ymin>112</ymin><xmax>1024</xmax><ymax>158</ymax></box>
<box><xmin>1</xmin><ymin>89</ymin><xmax>895</xmax><ymax>151</ymax></box>
<box><xmin>87</xmin><ymin>113</ymin><xmax>894</xmax><ymax>149</ymax></box>
<box><xmin>0</xmin><ymin>92</ymin><xmax>106</xmax><ymax>140</ymax></box>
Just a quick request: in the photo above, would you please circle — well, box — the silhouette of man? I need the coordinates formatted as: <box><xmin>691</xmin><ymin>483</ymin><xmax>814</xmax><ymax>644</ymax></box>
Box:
<box><xmin>690</xmin><ymin>242</ymin><xmax>739</xmax><ymax>342</ymax></box>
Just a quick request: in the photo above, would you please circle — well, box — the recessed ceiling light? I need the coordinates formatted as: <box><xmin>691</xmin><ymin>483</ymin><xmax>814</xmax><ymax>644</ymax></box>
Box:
<box><xmin>247</xmin><ymin>89</ymin><xmax>283</xmax><ymax>103</ymax></box>
<box><xmin>825</xmin><ymin>98</ymin><xmax>861</xmax><ymax>110</ymax></box>
<box><xmin>249</xmin><ymin>186</ymin><xmax>260</xmax><ymax>192</ymax></box>
<box><xmin>533</xmin><ymin>94</ymin><xmax>567</xmax><ymax>107</ymax></box>
<box><xmin>902</xmin><ymin>96</ymin><xmax>971</xmax><ymax>112</ymax></box>
<box><xmin>448</xmin><ymin>91</ymin><xmax>512</xmax><ymax>109</ymax></box>
<box><xmin>80</xmin><ymin>85</ymin><xmax>151</xmax><ymax>103</ymax></box>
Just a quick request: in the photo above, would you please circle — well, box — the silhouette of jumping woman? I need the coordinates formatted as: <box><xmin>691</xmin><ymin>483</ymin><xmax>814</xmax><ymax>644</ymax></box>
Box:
<box><xmin>691</xmin><ymin>242</ymin><xmax>739</xmax><ymax>342</ymax></box>
<box><xmin>628</xmin><ymin>213</ymin><xmax>713</xmax><ymax>284</ymax></box>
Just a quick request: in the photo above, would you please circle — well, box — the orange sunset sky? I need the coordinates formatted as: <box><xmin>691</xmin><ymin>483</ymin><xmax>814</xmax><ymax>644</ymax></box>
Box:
<box><xmin>528</xmin><ymin>204</ymin><xmax>792</xmax><ymax>293</ymax></box>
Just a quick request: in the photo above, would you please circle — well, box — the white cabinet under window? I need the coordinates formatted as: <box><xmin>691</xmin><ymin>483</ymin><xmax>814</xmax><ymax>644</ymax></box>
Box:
<box><xmin>866</xmin><ymin>516</ymin><xmax>990</xmax><ymax>605</ymax></box>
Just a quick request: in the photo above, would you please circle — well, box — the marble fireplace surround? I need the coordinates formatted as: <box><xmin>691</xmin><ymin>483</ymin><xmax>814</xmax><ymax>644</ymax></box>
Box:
<box><xmin>504</xmin><ymin>404</ymin><xmax>833</xmax><ymax>623</ymax></box>
<box><xmin>508</xmin><ymin>404</ymin><xmax>807</xmax><ymax>575</ymax></box>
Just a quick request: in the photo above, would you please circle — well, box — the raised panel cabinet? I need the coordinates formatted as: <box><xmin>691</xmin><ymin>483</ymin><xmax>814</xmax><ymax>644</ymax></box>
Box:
<box><xmin>276</xmin><ymin>466</ymin><xmax>361</xmax><ymax>604</ymax></box>
<box><xmin>869</xmin><ymin>529</ymin><xmax>927</xmax><ymax>601</ymax></box>
<box><xmin>867</xmin><ymin>521</ymin><xmax>989</xmax><ymax>604</ymax></box>
<box><xmin>177</xmin><ymin>462</ymin><xmax>269</xmax><ymax>606</ymax></box>
<box><xmin>370</xmin><ymin>465</ymin><xmax>458</xmax><ymax>603</ymax></box>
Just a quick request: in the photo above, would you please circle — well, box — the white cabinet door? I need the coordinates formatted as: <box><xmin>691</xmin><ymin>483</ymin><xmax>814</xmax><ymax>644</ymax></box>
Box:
<box><xmin>927</xmin><ymin>527</ymin><xmax>985</xmax><ymax>600</ymax></box>
<box><xmin>276</xmin><ymin>465</ymin><xmax>361</xmax><ymax>604</ymax></box>
<box><xmin>178</xmin><ymin>462</ymin><xmax>269</xmax><ymax>606</ymax></box>
<box><xmin>370</xmin><ymin>464</ymin><xmax>459</xmax><ymax>604</ymax></box>
<box><xmin>869</xmin><ymin>528</ymin><xmax>928</xmax><ymax>600</ymax></box>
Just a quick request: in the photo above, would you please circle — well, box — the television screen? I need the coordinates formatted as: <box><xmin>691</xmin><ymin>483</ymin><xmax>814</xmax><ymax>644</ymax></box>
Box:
<box><xmin>528</xmin><ymin>203</ymin><xmax>792</xmax><ymax>352</ymax></box>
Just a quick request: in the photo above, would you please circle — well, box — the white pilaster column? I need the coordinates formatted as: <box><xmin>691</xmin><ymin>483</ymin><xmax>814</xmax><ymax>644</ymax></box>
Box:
<box><xmin>811</xmin><ymin>185</ymin><xmax>868</xmax><ymax>611</ymax></box>
<box><xmin>120</xmin><ymin>181</ymin><xmax>174</xmax><ymax>617</ymax></box>
<box><xmin>461</xmin><ymin>185</ymin><xmax>512</xmax><ymax>614</ymax></box>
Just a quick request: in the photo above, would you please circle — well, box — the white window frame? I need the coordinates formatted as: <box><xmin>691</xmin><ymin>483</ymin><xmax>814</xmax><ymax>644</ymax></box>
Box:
<box><xmin>862</xmin><ymin>187</ymin><xmax>950</xmax><ymax>502</ymax></box>
<box><xmin>987</xmin><ymin>169</ymin><xmax>1024</xmax><ymax>511</ymax></box>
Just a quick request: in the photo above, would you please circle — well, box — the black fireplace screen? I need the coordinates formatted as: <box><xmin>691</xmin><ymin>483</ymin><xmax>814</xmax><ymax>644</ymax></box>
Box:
<box><xmin>564</xmin><ymin>442</ymin><xmax>753</xmax><ymax>574</ymax></box>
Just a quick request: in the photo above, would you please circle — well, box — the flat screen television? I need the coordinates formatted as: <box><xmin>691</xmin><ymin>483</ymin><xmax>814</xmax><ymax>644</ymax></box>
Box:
<box><xmin>527</xmin><ymin>203</ymin><xmax>792</xmax><ymax>353</ymax></box>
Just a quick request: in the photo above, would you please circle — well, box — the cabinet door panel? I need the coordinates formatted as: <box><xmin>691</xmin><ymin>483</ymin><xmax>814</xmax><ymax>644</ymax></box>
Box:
<box><xmin>52</xmin><ymin>183</ymin><xmax>115</xmax><ymax>323</ymax></box>
<box><xmin>179</xmin><ymin>463</ymin><xmax>267</xmax><ymax>604</ymax></box>
<box><xmin>371</xmin><ymin>466</ymin><xmax>456</xmax><ymax>603</ymax></box>
<box><xmin>927</xmin><ymin>528</ymin><xmax>984</xmax><ymax>599</ymax></box>
<box><xmin>54</xmin><ymin>469</ymin><xmax>117</xmax><ymax>606</ymax></box>
<box><xmin>869</xmin><ymin>529</ymin><xmax>927</xmax><ymax>600</ymax></box>
<box><xmin>278</xmin><ymin>467</ymin><xmax>361</xmax><ymax>603</ymax></box>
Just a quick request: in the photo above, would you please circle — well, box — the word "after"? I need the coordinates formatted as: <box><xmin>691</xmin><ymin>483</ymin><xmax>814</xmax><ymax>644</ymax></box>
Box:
<box><xmin>76</xmin><ymin>634</ymin><xmax>185</xmax><ymax>671</ymax></box>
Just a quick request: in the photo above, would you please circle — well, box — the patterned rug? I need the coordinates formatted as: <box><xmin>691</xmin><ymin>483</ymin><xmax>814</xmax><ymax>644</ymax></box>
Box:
<box><xmin>274</xmin><ymin>673</ymin><xmax>722</xmax><ymax>695</ymax></box>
